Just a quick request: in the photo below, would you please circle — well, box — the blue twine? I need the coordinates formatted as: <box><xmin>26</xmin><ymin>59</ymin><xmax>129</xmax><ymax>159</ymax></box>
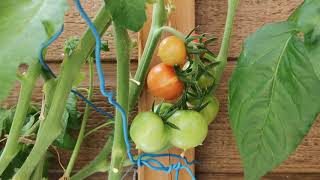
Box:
<box><xmin>78</xmin><ymin>0</ymin><xmax>197</xmax><ymax>179</ymax></box>
<box><xmin>38</xmin><ymin>25</ymin><xmax>114</xmax><ymax>119</ymax></box>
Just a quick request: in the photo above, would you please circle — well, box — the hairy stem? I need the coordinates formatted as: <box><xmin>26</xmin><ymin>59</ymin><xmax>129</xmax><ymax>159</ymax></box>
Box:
<box><xmin>70</xmin><ymin>137</ymin><xmax>113</xmax><ymax>180</ymax></box>
<box><xmin>108</xmin><ymin>22</ymin><xmax>131</xmax><ymax>180</ymax></box>
<box><xmin>30</xmin><ymin>156</ymin><xmax>46</xmax><ymax>180</ymax></box>
<box><xmin>84</xmin><ymin>121</ymin><xmax>114</xmax><ymax>138</ymax></box>
<box><xmin>0</xmin><ymin>61</ymin><xmax>41</xmax><ymax>174</ymax></box>
<box><xmin>13</xmin><ymin>6</ymin><xmax>112</xmax><ymax>180</ymax></box>
<box><xmin>213</xmin><ymin>0</ymin><xmax>239</xmax><ymax>90</ymax></box>
<box><xmin>160</xmin><ymin>26</ymin><xmax>185</xmax><ymax>40</ymax></box>
<box><xmin>128</xmin><ymin>0</ymin><xmax>167</xmax><ymax>110</ymax></box>
<box><xmin>64</xmin><ymin>58</ymin><xmax>95</xmax><ymax>177</ymax></box>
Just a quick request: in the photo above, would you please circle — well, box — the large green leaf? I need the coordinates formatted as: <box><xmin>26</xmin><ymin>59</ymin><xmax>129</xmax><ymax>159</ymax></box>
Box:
<box><xmin>104</xmin><ymin>0</ymin><xmax>147</xmax><ymax>32</ymax></box>
<box><xmin>289</xmin><ymin>0</ymin><xmax>320</xmax><ymax>79</ymax></box>
<box><xmin>228</xmin><ymin>22</ymin><xmax>320</xmax><ymax>180</ymax></box>
<box><xmin>0</xmin><ymin>0</ymin><xmax>68</xmax><ymax>102</ymax></box>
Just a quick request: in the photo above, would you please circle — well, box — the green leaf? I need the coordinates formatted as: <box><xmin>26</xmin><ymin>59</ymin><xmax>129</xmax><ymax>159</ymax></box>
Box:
<box><xmin>66</xmin><ymin>93</ymin><xmax>81</xmax><ymax>129</ymax></box>
<box><xmin>104</xmin><ymin>0</ymin><xmax>147</xmax><ymax>32</ymax></box>
<box><xmin>55</xmin><ymin>110</ymin><xmax>69</xmax><ymax>144</ymax></box>
<box><xmin>21</xmin><ymin>115</ymin><xmax>36</xmax><ymax>135</ymax></box>
<box><xmin>0</xmin><ymin>146</ymin><xmax>32</xmax><ymax>179</ymax></box>
<box><xmin>228</xmin><ymin>22</ymin><xmax>320</xmax><ymax>180</ymax></box>
<box><xmin>0</xmin><ymin>0</ymin><xmax>68</xmax><ymax>102</ymax></box>
<box><xmin>289</xmin><ymin>0</ymin><xmax>320</xmax><ymax>80</ymax></box>
<box><xmin>53</xmin><ymin>132</ymin><xmax>76</xmax><ymax>150</ymax></box>
<box><xmin>289</xmin><ymin>0</ymin><xmax>320</xmax><ymax>42</ymax></box>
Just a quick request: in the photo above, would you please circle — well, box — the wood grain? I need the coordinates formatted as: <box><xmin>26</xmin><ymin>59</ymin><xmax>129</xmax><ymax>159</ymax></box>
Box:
<box><xmin>45</xmin><ymin>0</ymin><xmax>138</xmax><ymax>62</ymax></box>
<box><xmin>196</xmin><ymin>0</ymin><xmax>303</xmax><ymax>58</ymax></box>
<box><xmin>46</xmin><ymin>0</ymin><xmax>303</xmax><ymax>61</ymax></box>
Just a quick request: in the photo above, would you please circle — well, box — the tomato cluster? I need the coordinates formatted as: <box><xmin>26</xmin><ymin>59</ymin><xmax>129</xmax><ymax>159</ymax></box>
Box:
<box><xmin>131</xmin><ymin>33</ymin><xmax>220</xmax><ymax>153</ymax></box>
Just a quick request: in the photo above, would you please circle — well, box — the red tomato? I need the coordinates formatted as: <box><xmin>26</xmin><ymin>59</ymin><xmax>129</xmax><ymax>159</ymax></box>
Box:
<box><xmin>158</xmin><ymin>36</ymin><xmax>187</xmax><ymax>66</ymax></box>
<box><xmin>147</xmin><ymin>63</ymin><xmax>184</xmax><ymax>100</ymax></box>
<box><xmin>192</xmin><ymin>33</ymin><xmax>207</xmax><ymax>43</ymax></box>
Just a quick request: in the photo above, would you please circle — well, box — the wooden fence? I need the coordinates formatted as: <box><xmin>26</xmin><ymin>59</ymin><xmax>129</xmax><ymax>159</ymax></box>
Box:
<box><xmin>5</xmin><ymin>0</ymin><xmax>320</xmax><ymax>179</ymax></box>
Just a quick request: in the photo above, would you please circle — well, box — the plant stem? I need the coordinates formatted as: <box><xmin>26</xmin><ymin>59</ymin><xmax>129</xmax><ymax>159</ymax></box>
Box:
<box><xmin>213</xmin><ymin>0</ymin><xmax>239</xmax><ymax>90</ymax></box>
<box><xmin>160</xmin><ymin>26</ymin><xmax>185</xmax><ymax>40</ymax></box>
<box><xmin>0</xmin><ymin>61</ymin><xmax>41</xmax><ymax>174</ymax></box>
<box><xmin>70</xmin><ymin>137</ymin><xmax>133</xmax><ymax>180</ymax></box>
<box><xmin>70</xmin><ymin>137</ymin><xmax>113</xmax><ymax>180</ymax></box>
<box><xmin>30</xmin><ymin>156</ymin><xmax>46</xmax><ymax>180</ymax></box>
<box><xmin>108</xmin><ymin>22</ymin><xmax>131</xmax><ymax>180</ymax></box>
<box><xmin>64</xmin><ymin>58</ymin><xmax>95</xmax><ymax>177</ymax></box>
<box><xmin>84</xmin><ymin>121</ymin><xmax>114</xmax><ymax>138</ymax></box>
<box><xmin>128</xmin><ymin>0</ymin><xmax>167</xmax><ymax>110</ymax></box>
<box><xmin>13</xmin><ymin>7</ymin><xmax>112</xmax><ymax>180</ymax></box>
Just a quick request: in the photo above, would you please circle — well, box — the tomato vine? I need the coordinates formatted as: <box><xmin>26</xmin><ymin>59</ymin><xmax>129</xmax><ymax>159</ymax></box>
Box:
<box><xmin>0</xmin><ymin>0</ymin><xmax>240</xmax><ymax>180</ymax></box>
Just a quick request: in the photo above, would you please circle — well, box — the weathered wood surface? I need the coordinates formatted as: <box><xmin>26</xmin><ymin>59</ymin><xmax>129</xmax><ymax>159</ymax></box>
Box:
<box><xmin>196</xmin><ymin>0</ymin><xmax>303</xmax><ymax>58</ymax></box>
<box><xmin>4</xmin><ymin>0</ymin><xmax>320</xmax><ymax>179</ymax></box>
<box><xmin>46</xmin><ymin>0</ymin><xmax>138</xmax><ymax>62</ymax></box>
<box><xmin>47</xmin><ymin>0</ymin><xmax>303</xmax><ymax>61</ymax></box>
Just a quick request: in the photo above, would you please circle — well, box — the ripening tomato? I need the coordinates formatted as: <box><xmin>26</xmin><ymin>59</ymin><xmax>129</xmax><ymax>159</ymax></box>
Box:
<box><xmin>190</xmin><ymin>96</ymin><xmax>219</xmax><ymax>124</ymax></box>
<box><xmin>147</xmin><ymin>63</ymin><xmax>184</xmax><ymax>100</ymax></box>
<box><xmin>167</xmin><ymin>110</ymin><xmax>208</xmax><ymax>150</ymax></box>
<box><xmin>158</xmin><ymin>36</ymin><xmax>187</xmax><ymax>66</ymax></box>
<box><xmin>130</xmin><ymin>112</ymin><xmax>169</xmax><ymax>153</ymax></box>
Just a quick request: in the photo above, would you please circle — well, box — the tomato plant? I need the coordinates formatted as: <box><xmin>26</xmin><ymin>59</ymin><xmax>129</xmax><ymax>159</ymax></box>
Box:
<box><xmin>147</xmin><ymin>63</ymin><xmax>184</xmax><ymax>100</ymax></box>
<box><xmin>0</xmin><ymin>0</ymin><xmax>240</xmax><ymax>179</ymax></box>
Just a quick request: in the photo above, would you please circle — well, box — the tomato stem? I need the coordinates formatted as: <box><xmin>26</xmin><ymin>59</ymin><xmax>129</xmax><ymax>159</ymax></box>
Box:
<box><xmin>0</xmin><ymin>61</ymin><xmax>41</xmax><ymax>174</ymax></box>
<box><xmin>213</xmin><ymin>0</ymin><xmax>239</xmax><ymax>90</ymax></box>
<box><xmin>64</xmin><ymin>57</ymin><xmax>95</xmax><ymax>177</ymax></box>
<box><xmin>160</xmin><ymin>26</ymin><xmax>186</xmax><ymax>40</ymax></box>
<box><xmin>13</xmin><ymin>6</ymin><xmax>112</xmax><ymax>179</ymax></box>
<box><xmin>128</xmin><ymin>0</ymin><xmax>167</xmax><ymax>110</ymax></box>
<box><xmin>84</xmin><ymin>120</ymin><xmax>114</xmax><ymax>138</ymax></box>
<box><xmin>108</xmin><ymin>22</ymin><xmax>131</xmax><ymax>180</ymax></box>
<box><xmin>70</xmin><ymin>137</ymin><xmax>133</xmax><ymax>180</ymax></box>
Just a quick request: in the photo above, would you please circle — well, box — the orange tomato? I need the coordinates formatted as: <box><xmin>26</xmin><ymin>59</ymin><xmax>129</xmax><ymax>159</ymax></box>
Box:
<box><xmin>147</xmin><ymin>63</ymin><xmax>184</xmax><ymax>100</ymax></box>
<box><xmin>158</xmin><ymin>36</ymin><xmax>187</xmax><ymax>66</ymax></box>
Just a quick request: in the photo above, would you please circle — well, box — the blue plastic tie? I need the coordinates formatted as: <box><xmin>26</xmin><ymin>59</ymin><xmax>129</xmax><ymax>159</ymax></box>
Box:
<box><xmin>76</xmin><ymin>1</ymin><xmax>197</xmax><ymax>179</ymax></box>
<box><xmin>38</xmin><ymin>25</ymin><xmax>114</xmax><ymax>119</ymax></box>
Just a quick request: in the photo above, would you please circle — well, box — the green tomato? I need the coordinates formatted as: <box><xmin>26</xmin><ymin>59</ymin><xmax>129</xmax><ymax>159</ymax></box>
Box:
<box><xmin>198</xmin><ymin>69</ymin><xmax>215</xmax><ymax>90</ymax></box>
<box><xmin>190</xmin><ymin>95</ymin><xmax>219</xmax><ymax>124</ymax></box>
<box><xmin>199</xmin><ymin>96</ymin><xmax>219</xmax><ymax>124</ymax></box>
<box><xmin>167</xmin><ymin>110</ymin><xmax>208</xmax><ymax>150</ymax></box>
<box><xmin>130</xmin><ymin>112</ymin><xmax>169</xmax><ymax>153</ymax></box>
<box><xmin>153</xmin><ymin>103</ymin><xmax>173</xmax><ymax>115</ymax></box>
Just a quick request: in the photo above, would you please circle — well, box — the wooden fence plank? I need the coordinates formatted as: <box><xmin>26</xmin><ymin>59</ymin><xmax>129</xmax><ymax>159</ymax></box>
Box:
<box><xmin>196</xmin><ymin>0</ymin><xmax>303</xmax><ymax>58</ymax></box>
<box><xmin>45</xmin><ymin>0</ymin><xmax>303</xmax><ymax>61</ymax></box>
<box><xmin>45</xmin><ymin>0</ymin><xmax>138</xmax><ymax>62</ymax></box>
